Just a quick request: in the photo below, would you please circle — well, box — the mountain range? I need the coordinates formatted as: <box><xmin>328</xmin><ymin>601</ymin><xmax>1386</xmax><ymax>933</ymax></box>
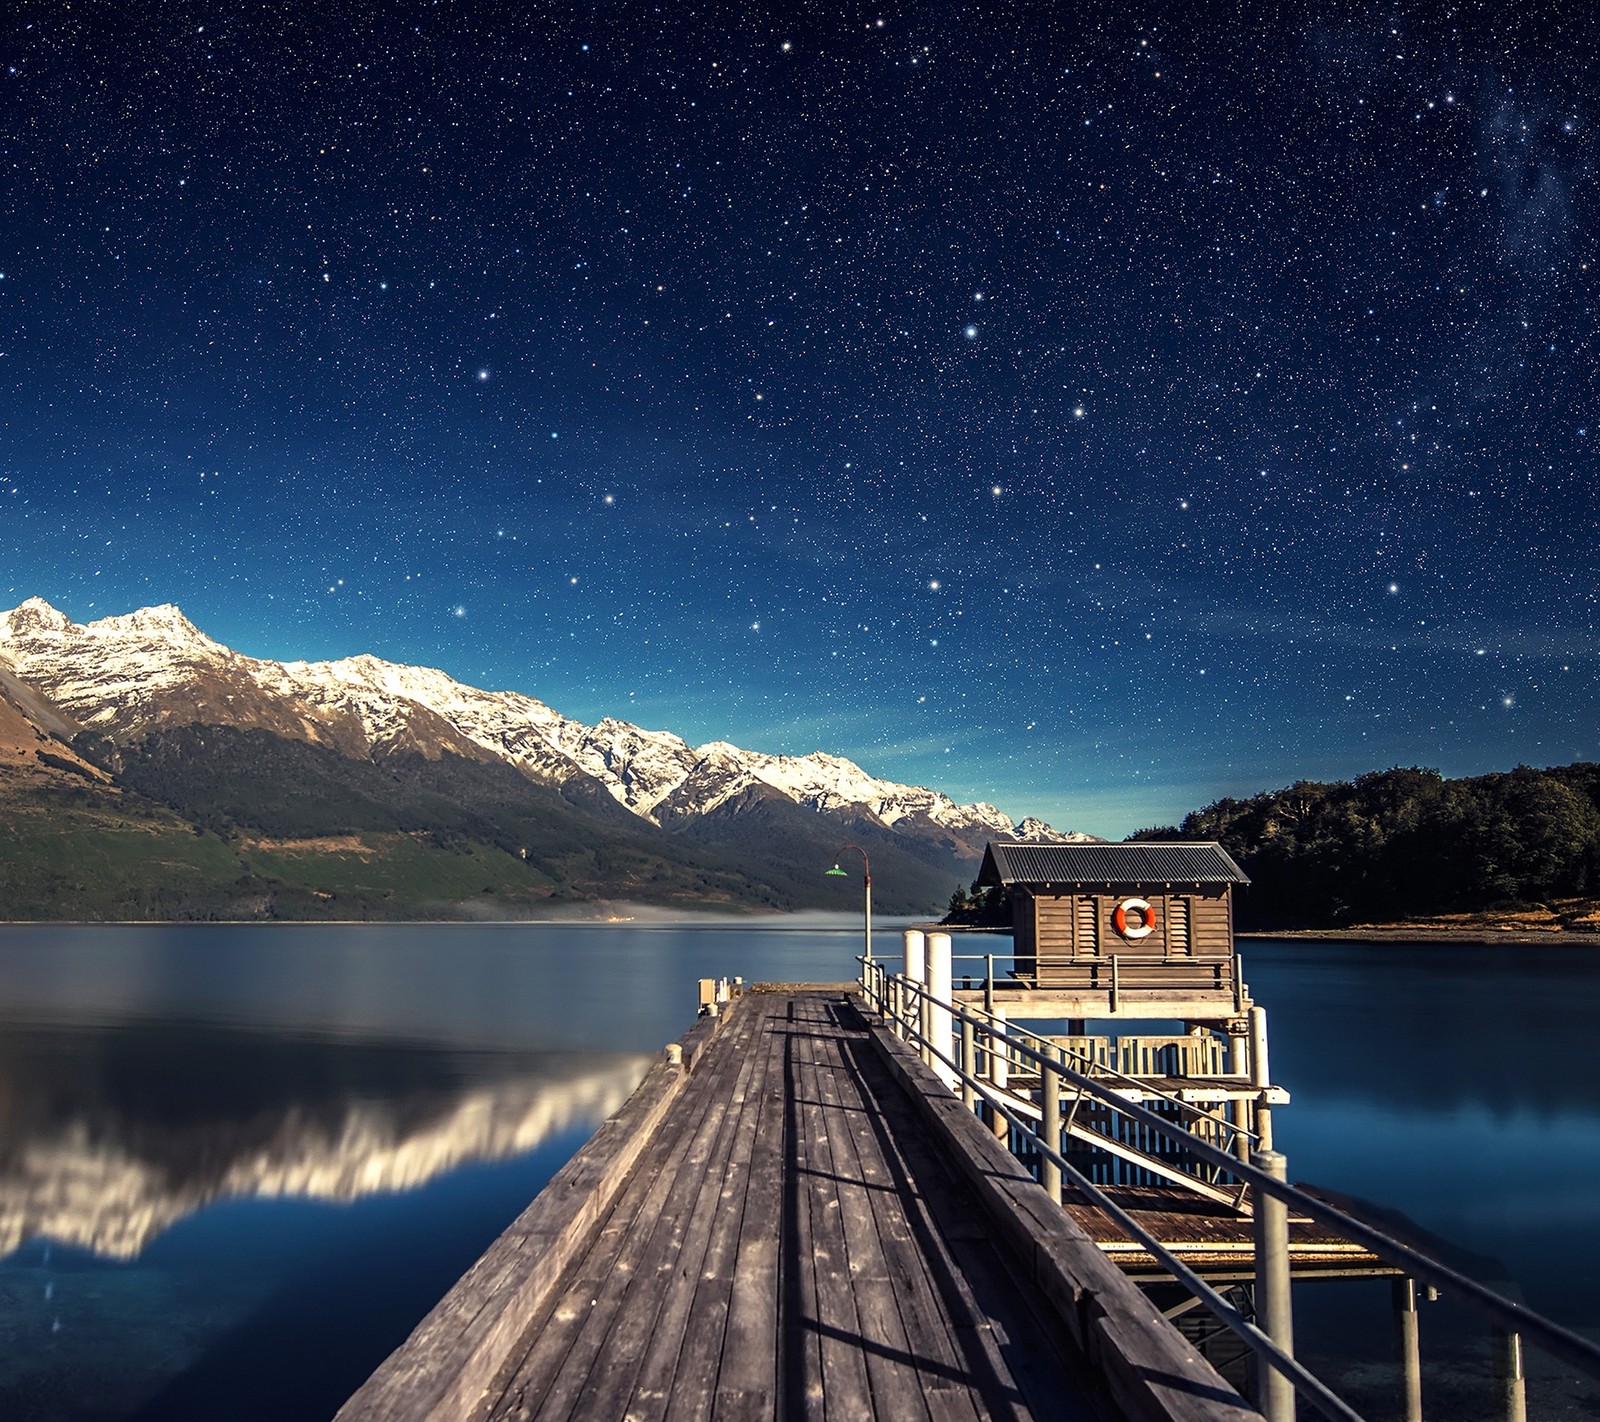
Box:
<box><xmin>0</xmin><ymin>599</ymin><xmax>1086</xmax><ymax>919</ymax></box>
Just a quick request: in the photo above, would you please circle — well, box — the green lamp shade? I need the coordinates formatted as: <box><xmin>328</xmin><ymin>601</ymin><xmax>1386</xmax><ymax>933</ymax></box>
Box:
<box><xmin>825</xmin><ymin>866</ymin><xmax>849</xmax><ymax>877</ymax></box>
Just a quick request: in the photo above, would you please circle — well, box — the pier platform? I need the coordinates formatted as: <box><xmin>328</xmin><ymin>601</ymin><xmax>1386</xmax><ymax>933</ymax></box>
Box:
<box><xmin>339</xmin><ymin>989</ymin><xmax>1266</xmax><ymax>1422</ymax></box>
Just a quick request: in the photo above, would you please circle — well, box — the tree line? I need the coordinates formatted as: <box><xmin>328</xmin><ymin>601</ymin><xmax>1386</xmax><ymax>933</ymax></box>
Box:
<box><xmin>1130</xmin><ymin>763</ymin><xmax>1600</xmax><ymax>929</ymax></box>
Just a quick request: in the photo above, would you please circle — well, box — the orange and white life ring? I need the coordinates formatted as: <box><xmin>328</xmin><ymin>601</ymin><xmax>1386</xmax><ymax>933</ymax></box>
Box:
<box><xmin>1113</xmin><ymin>897</ymin><xmax>1157</xmax><ymax>939</ymax></box>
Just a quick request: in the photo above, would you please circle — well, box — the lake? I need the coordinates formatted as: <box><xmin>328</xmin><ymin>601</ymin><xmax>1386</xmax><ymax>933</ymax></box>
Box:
<box><xmin>0</xmin><ymin>924</ymin><xmax>1594</xmax><ymax>1420</ymax></box>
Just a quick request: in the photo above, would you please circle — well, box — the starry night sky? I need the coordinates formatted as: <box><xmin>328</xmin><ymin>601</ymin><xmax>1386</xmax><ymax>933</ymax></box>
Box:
<box><xmin>1</xmin><ymin>3</ymin><xmax>1596</xmax><ymax>836</ymax></box>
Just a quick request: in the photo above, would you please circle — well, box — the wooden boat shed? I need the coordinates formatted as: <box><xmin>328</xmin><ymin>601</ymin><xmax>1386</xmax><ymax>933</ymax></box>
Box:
<box><xmin>976</xmin><ymin>841</ymin><xmax>1249</xmax><ymax>1008</ymax></box>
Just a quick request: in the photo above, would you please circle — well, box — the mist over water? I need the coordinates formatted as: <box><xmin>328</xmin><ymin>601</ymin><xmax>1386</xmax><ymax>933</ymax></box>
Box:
<box><xmin>0</xmin><ymin>926</ymin><xmax>1593</xmax><ymax>1420</ymax></box>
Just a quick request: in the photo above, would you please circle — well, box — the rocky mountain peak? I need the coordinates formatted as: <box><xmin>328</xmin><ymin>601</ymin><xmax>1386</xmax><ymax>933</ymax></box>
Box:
<box><xmin>1014</xmin><ymin>816</ymin><xmax>1100</xmax><ymax>844</ymax></box>
<box><xmin>4</xmin><ymin>596</ymin><xmax>73</xmax><ymax>635</ymax></box>
<box><xmin>91</xmin><ymin>603</ymin><xmax>219</xmax><ymax>648</ymax></box>
<box><xmin>0</xmin><ymin>596</ymin><xmax>1085</xmax><ymax>847</ymax></box>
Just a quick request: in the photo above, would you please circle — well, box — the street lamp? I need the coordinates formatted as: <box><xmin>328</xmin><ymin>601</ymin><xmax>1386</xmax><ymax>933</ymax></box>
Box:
<box><xmin>826</xmin><ymin>844</ymin><xmax>873</xmax><ymax>965</ymax></box>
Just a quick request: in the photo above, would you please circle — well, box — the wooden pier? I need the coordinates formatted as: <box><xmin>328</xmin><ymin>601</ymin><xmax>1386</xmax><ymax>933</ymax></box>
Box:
<box><xmin>339</xmin><ymin>988</ymin><xmax>1270</xmax><ymax>1422</ymax></box>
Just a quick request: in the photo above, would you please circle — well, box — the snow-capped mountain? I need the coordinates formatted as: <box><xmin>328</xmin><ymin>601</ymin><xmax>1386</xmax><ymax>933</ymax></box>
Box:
<box><xmin>0</xmin><ymin>598</ymin><xmax>1087</xmax><ymax>849</ymax></box>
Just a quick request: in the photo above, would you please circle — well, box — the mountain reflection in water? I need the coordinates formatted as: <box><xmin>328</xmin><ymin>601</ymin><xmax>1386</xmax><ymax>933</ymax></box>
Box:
<box><xmin>0</xmin><ymin>1021</ymin><xmax>650</xmax><ymax>1260</ymax></box>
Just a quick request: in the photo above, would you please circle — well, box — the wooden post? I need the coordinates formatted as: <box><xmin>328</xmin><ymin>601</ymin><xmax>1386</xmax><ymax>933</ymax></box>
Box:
<box><xmin>1251</xmin><ymin>1148</ymin><xmax>1296</xmax><ymax>1422</ymax></box>
<box><xmin>1041</xmin><ymin>1042</ymin><xmax>1062</xmax><ymax>1206</ymax></box>
<box><xmin>1392</xmin><ymin>1277</ymin><xmax>1422</xmax><ymax>1422</ymax></box>
<box><xmin>1494</xmin><ymin>1329</ymin><xmax>1527</xmax><ymax>1422</ymax></box>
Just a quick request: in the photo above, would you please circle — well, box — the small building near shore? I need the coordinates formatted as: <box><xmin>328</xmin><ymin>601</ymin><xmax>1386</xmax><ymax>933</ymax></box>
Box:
<box><xmin>976</xmin><ymin>841</ymin><xmax>1249</xmax><ymax>1003</ymax></box>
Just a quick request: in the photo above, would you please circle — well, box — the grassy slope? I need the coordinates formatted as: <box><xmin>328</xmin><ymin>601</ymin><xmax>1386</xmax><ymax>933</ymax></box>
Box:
<box><xmin>1</xmin><ymin>723</ymin><xmax>900</xmax><ymax>919</ymax></box>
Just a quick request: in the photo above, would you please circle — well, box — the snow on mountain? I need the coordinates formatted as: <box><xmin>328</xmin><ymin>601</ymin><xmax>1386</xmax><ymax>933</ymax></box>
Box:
<box><xmin>0</xmin><ymin>599</ymin><xmax>1081</xmax><ymax>840</ymax></box>
<box><xmin>0</xmin><ymin>597</ymin><xmax>233</xmax><ymax>731</ymax></box>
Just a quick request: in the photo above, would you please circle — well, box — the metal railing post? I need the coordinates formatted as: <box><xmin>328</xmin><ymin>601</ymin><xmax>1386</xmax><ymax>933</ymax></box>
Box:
<box><xmin>1393</xmin><ymin>1277</ymin><xmax>1422</xmax><ymax>1422</ymax></box>
<box><xmin>1494</xmin><ymin>1329</ymin><xmax>1528</xmax><ymax>1422</ymax></box>
<box><xmin>984</xmin><ymin>952</ymin><xmax>995</xmax><ymax>1015</ymax></box>
<box><xmin>1251</xmin><ymin>1148</ymin><xmax>1296</xmax><ymax>1422</ymax></box>
<box><xmin>960</xmin><ymin>1014</ymin><xmax>977</xmax><ymax>1111</ymax></box>
<box><xmin>990</xmin><ymin>1008</ymin><xmax>1009</xmax><ymax>1140</ymax></box>
<box><xmin>1041</xmin><ymin>1042</ymin><xmax>1062</xmax><ymax>1205</ymax></box>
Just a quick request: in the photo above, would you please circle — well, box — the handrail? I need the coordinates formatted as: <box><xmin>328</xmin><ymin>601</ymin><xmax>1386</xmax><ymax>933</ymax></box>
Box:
<box><xmin>971</xmin><ymin>1043</ymin><xmax>1364</xmax><ymax>1422</ymax></box>
<box><xmin>980</xmin><ymin>1005</ymin><xmax>1263</xmax><ymax>1149</ymax></box>
<box><xmin>861</xmin><ymin>958</ymin><xmax>1600</xmax><ymax>1417</ymax></box>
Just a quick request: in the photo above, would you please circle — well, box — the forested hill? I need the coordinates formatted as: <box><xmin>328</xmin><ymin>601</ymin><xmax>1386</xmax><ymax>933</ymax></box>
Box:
<box><xmin>1135</xmin><ymin>764</ymin><xmax>1600</xmax><ymax>930</ymax></box>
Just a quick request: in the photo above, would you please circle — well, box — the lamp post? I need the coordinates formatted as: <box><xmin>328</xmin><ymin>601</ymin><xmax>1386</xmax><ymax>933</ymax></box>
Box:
<box><xmin>826</xmin><ymin>844</ymin><xmax>873</xmax><ymax>965</ymax></box>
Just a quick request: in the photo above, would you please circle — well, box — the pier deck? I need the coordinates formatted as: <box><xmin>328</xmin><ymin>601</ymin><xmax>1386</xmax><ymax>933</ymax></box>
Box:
<box><xmin>340</xmin><ymin>989</ymin><xmax>1263</xmax><ymax>1422</ymax></box>
<box><xmin>489</xmin><ymin>989</ymin><xmax>1098</xmax><ymax>1421</ymax></box>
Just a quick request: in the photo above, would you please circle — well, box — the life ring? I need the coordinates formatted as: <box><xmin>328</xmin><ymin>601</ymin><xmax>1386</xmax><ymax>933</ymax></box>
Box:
<box><xmin>1113</xmin><ymin>897</ymin><xmax>1157</xmax><ymax>940</ymax></box>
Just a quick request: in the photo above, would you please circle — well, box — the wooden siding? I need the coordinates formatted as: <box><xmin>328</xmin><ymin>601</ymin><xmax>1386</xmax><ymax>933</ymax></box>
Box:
<box><xmin>1014</xmin><ymin>884</ymin><xmax>1234</xmax><ymax>989</ymax></box>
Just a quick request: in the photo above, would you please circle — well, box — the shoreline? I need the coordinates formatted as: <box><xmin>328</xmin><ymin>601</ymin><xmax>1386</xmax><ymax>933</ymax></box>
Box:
<box><xmin>3</xmin><ymin>919</ymin><xmax>1598</xmax><ymax>947</ymax></box>
<box><xmin>1240</xmin><ymin>927</ymin><xmax>1600</xmax><ymax>947</ymax></box>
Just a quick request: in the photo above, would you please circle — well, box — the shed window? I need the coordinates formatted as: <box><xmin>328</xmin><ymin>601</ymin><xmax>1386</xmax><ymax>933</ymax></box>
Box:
<box><xmin>1168</xmin><ymin>896</ymin><xmax>1191</xmax><ymax>955</ymax></box>
<box><xmin>1076</xmin><ymin>896</ymin><xmax>1099</xmax><ymax>955</ymax></box>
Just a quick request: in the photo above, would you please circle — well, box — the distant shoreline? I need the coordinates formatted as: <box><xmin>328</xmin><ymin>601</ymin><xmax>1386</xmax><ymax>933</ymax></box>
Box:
<box><xmin>1240</xmin><ymin>927</ymin><xmax>1600</xmax><ymax>947</ymax></box>
<box><xmin>4</xmin><ymin>918</ymin><xmax>1599</xmax><ymax>948</ymax></box>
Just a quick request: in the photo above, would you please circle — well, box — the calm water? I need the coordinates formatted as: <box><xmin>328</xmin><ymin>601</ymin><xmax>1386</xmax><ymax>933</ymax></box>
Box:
<box><xmin>0</xmin><ymin>925</ymin><xmax>1595</xmax><ymax>1420</ymax></box>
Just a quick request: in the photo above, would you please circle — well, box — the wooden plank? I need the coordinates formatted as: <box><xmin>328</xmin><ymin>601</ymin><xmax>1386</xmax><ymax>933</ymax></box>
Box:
<box><xmin>702</xmin><ymin>993</ymin><xmax>786</xmax><ymax>1422</ymax></box>
<box><xmin>858</xmin><ymin>1038</ymin><xmax>1075</xmax><ymax>1422</ymax></box>
<box><xmin>487</xmin><ymin>1047</ymin><xmax>733</xmax><ymax>1418</ymax></box>
<box><xmin>336</xmin><ymin>1041</ymin><xmax>697</xmax><ymax>1422</ymax></box>
<box><xmin>490</xmin><ymin>1107</ymin><xmax>690</xmax><ymax>1420</ymax></box>
<box><xmin>807</xmin><ymin>996</ymin><xmax>940</xmax><ymax>1422</ymax></box>
<box><xmin>791</xmin><ymin>995</ymin><xmax>876</xmax><ymax>1422</ymax></box>
<box><xmin>824</xmin><ymin>1020</ymin><xmax>1002</xmax><ymax>1422</ymax></box>
<box><xmin>568</xmin><ymin>998</ymin><xmax>768</xmax><ymax>1419</ymax></box>
<box><xmin>514</xmin><ymin>1001</ymin><xmax>762</xmax><ymax>1421</ymax></box>
<box><xmin>619</xmin><ymin>988</ymin><xmax>773</xmax><ymax>1422</ymax></box>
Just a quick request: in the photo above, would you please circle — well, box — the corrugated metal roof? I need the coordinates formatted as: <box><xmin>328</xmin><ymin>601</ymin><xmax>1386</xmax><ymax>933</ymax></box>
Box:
<box><xmin>977</xmin><ymin>841</ymin><xmax>1249</xmax><ymax>886</ymax></box>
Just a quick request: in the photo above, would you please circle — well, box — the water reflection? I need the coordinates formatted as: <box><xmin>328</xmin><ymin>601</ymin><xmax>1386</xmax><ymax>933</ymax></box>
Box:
<box><xmin>0</xmin><ymin>920</ymin><xmax>869</xmax><ymax>1052</ymax></box>
<box><xmin>0</xmin><ymin>1021</ymin><xmax>650</xmax><ymax>1261</ymax></box>
<box><xmin>0</xmin><ymin>921</ymin><xmax>865</xmax><ymax>1422</ymax></box>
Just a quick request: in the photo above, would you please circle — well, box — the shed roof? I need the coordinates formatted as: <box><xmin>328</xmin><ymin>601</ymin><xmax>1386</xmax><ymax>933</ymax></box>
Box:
<box><xmin>976</xmin><ymin>841</ymin><xmax>1249</xmax><ymax>887</ymax></box>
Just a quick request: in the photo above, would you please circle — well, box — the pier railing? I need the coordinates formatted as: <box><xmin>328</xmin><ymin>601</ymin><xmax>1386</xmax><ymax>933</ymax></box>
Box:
<box><xmin>859</xmin><ymin>957</ymin><xmax>1600</xmax><ymax>1422</ymax></box>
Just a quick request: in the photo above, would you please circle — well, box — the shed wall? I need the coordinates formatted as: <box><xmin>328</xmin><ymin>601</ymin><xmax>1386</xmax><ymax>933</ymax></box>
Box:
<box><xmin>1012</xmin><ymin>884</ymin><xmax>1235</xmax><ymax>992</ymax></box>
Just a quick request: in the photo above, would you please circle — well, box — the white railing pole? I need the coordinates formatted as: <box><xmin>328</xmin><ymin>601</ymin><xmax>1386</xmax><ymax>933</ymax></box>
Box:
<box><xmin>904</xmin><ymin>929</ymin><xmax>925</xmax><ymax>989</ymax></box>
<box><xmin>903</xmin><ymin>929</ymin><xmax>927</xmax><ymax>1060</ymax></box>
<box><xmin>1250</xmin><ymin>1004</ymin><xmax>1274</xmax><ymax>1150</ymax></box>
<box><xmin>1393</xmin><ymin>1277</ymin><xmax>1423</xmax><ymax>1422</ymax></box>
<box><xmin>1495</xmin><ymin>1329</ymin><xmax>1528</xmax><ymax>1422</ymax></box>
<box><xmin>1041</xmin><ymin>1042</ymin><xmax>1062</xmax><ymax>1205</ymax></box>
<box><xmin>1252</xmin><ymin>1148</ymin><xmax>1296</xmax><ymax>1422</ymax></box>
<box><xmin>990</xmin><ymin>1007</ymin><xmax>1010</xmax><ymax>1140</ymax></box>
<box><xmin>960</xmin><ymin>1015</ymin><xmax>977</xmax><ymax>1110</ymax></box>
<box><xmin>927</xmin><ymin>931</ymin><xmax>955</xmax><ymax>1088</ymax></box>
